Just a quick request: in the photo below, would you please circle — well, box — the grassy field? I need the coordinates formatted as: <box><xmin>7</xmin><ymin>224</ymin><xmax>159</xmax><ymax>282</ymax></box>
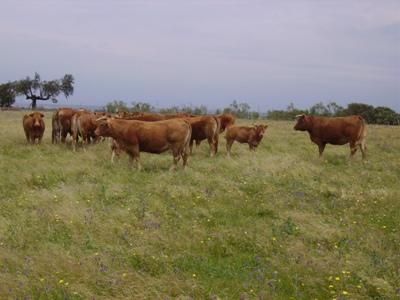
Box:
<box><xmin>0</xmin><ymin>110</ymin><xmax>399</xmax><ymax>299</ymax></box>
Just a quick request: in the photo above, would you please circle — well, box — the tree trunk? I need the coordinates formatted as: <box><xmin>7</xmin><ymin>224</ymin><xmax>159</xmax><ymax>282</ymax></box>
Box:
<box><xmin>31</xmin><ymin>99</ymin><xmax>37</xmax><ymax>109</ymax></box>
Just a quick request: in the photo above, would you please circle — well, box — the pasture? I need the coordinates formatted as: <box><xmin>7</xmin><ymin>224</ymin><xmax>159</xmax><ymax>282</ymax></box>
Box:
<box><xmin>0</xmin><ymin>110</ymin><xmax>399</xmax><ymax>299</ymax></box>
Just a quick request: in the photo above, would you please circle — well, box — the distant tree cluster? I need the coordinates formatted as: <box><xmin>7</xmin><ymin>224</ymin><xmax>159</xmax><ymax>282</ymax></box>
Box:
<box><xmin>267</xmin><ymin>102</ymin><xmax>400</xmax><ymax>125</ymax></box>
<box><xmin>0</xmin><ymin>72</ymin><xmax>74</xmax><ymax>108</ymax></box>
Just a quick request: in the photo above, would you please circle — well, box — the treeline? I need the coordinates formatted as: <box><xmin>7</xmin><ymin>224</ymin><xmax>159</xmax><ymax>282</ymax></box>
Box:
<box><xmin>106</xmin><ymin>100</ymin><xmax>261</xmax><ymax>119</ymax></box>
<box><xmin>267</xmin><ymin>102</ymin><xmax>400</xmax><ymax>125</ymax></box>
<box><xmin>106</xmin><ymin>100</ymin><xmax>399</xmax><ymax>125</ymax></box>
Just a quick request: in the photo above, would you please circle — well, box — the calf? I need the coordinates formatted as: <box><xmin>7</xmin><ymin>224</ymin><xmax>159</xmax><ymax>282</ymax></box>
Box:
<box><xmin>294</xmin><ymin>114</ymin><xmax>367</xmax><ymax>159</ymax></box>
<box><xmin>225</xmin><ymin>124</ymin><xmax>268</xmax><ymax>157</ymax></box>
<box><xmin>95</xmin><ymin>117</ymin><xmax>192</xmax><ymax>170</ymax></box>
<box><xmin>23</xmin><ymin>112</ymin><xmax>45</xmax><ymax>144</ymax></box>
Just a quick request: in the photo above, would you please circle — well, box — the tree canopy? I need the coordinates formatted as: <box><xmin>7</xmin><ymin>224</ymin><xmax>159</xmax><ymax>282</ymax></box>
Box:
<box><xmin>13</xmin><ymin>73</ymin><xmax>74</xmax><ymax>108</ymax></box>
<box><xmin>0</xmin><ymin>82</ymin><xmax>16</xmax><ymax>107</ymax></box>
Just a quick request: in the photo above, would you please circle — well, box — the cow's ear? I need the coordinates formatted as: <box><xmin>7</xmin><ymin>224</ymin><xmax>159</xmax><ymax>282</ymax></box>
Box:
<box><xmin>29</xmin><ymin>113</ymin><xmax>34</xmax><ymax>117</ymax></box>
<box><xmin>263</xmin><ymin>124</ymin><xmax>268</xmax><ymax>129</ymax></box>
<box><xmin>295</xmin><ymin>114</ymin><xmax>305</xmax><ymax>120</ymax></box>
<box><xmin>40</xmin><ymin>113</ymin><xmax>44</xmax><ymax>118</ymax></box>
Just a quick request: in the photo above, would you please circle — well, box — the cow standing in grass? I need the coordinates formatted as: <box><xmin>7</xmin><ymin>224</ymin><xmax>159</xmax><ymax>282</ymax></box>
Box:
<box><xmin>95</xmin><ymin>117</ymin><xmax>192</xmax><ymax>170</ymax></box>
<box><xmin>52</xmin><ymin>107</ymin><xmax>79</xmax><ymax>143</ymax></box>
<box><xmin>23</xmin><ymin>112</ymin><xmax>45</xmax><ymax>144</ymax></box>
<box><xmin>225</xmin><ymin>124</ymin><xmax>268</xmax><ymax>157</ymax></box>
<box><xmin>71</xmin><ymin>111</ymin><xmax>101</xmax><ymax>151</ymax></box>
<box><xmin>294</xmin><ymin>114</ymin><xmax>367</xmax><ymax>159</ymax></box>
<box><xmin>186</xmin><ymin>115</ymin><xmax>220</xmax><ymax>156</ymax></box>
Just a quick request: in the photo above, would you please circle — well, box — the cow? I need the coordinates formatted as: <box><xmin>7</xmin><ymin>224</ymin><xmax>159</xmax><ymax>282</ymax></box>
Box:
<box><xmin>23</xmin><ymin>112</ymin><xmax>45</xmax><ymax>144</ymax></box>
<box><xmin>71</xmin><ymin>111</ymin><xmax>100</xmax><ymax>151</ymax></box>
<box><xmin>186</xmin><ymin>115</ymin><xmax>220</xmax><ymax>156</ymax></box>
<box><xmin>94</xmin><ymin>117</ymin><xmax>192</xmax><ymax>170</ymax></box>
<box><xmin>225</xmin><ymin>124</ymin><xmax>268</xmax><ymax>157</ymax></box>
<box><xmin>52</xmin><ymin>108</ymin><xmax>79</xmax><ymax>143</ymax></box>
<box><xmin>293</xmin><ymin>114</ymin><xmax>367</xmax><ymax>159</ymax></box>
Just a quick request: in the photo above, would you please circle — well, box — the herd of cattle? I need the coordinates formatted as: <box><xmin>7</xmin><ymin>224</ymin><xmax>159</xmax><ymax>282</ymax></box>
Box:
<box><xmin>22</xmin><ymin>108</ymin><xmax>367</xmax><ymax>169</ymax></box>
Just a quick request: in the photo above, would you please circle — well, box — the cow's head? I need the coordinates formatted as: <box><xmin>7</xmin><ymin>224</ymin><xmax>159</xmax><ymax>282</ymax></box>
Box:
<box><xmin>30</xmin><ymin>112</ymin><xmax>44</xmax><ymax>128</ymax></box>
<box><xmin>294</xmin><ymin>114</ymin><xmax>310</xmax><ymax>131</ymax></box>
<box><xmin>219</xmin><ymin>113</ymin><xmax>236</xmax><ymax>132</ymax></box>
<box><xmin>255</xmin><ymin>124</ymin><xmax>268</xmax><ymax>137</ymax></box>
<box><xmin>95</xmin><ymin>116</ymin><xmax>112</xmax><ymax>137</ymax></box>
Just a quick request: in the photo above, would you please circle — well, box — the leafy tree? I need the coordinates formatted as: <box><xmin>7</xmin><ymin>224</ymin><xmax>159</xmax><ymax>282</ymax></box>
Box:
<box><xmin>131</xmin><ymin>101</ymin><xmax>154</xmax><ymax>112</ymax></box>
<box><xmin>373</xmin><ymin>106</ymin><xmax>399</xmax><ymax>125</ymax></box>
<box><xmin>106</xmin><ymin>100</ymin><xmax>129</xmax><ymax>113</ymax></box>
<box><xmin>342</xmin><ymin>102</ymin><xmax>375</xmax><ymax>123</ymax></box>
<box><xmin>327</xmin><ymin>102</ymin><xmax>344</xmax><ymax>116</ymax></box>
<box><xmin>13</xmin><ymin>72</ymin><xmax>74</xmax><ymax>108</ymax></box>
<box><xmin>309</xmin><ymin>102</ymin><xmax>330</xmax><ymax>116</ymax></box>
<box><xmin>224</xmin><ymin>100</ymin><xmax>251</xmax><ymax>118</ymax></box>
<box><xmin>0</xmin><ymin>82</ymin><xmax>16</xmax><ymax>107</ymax></box>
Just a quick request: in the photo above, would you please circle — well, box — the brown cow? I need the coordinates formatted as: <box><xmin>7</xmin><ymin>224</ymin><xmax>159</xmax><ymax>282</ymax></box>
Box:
<box><xmin>294</xmin><ymin>114</ymin><xmax>367</xmax><ymax>159</ymax></box>
<box><xmin>52</xmin><ymin>108</ymin><xmax>79</xmax><ymax>143</ymax></box>
<box><xmin>186</xmin><ymin>115</ymin><xmax>220</xmax><ymax>156</ymax></box>
<box><xmin>225</xmin><ymin>124</ymin><xmax>268</xmax><ymax>157</ymax></box>
<box><xmin>23</xmin><ymin>112</ymin><xmax>45</xmax><ymax>144</ymax></box>
<box><xmin>71</xmin><ymin>111</ymin><xmax>100</xmax><ymax>151</ymax></box>
<box><xmin>95</xmin><ymin>117</ymin><xmax>192</xmax><ymax>170</ymax></box>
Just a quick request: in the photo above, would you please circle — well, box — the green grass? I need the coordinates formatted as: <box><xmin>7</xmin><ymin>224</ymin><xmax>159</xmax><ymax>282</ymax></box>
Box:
<box><xmin>0</xmin><ymin>110</ymin><xmax>399</xmax><ymax>299</ymax></box>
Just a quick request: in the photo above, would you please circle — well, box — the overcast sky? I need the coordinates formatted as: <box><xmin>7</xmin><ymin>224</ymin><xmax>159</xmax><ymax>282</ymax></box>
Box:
<box><xmin>1</xmin><ymin>0</ymin><xmax>399</xmax><ymax>111</ymax></box>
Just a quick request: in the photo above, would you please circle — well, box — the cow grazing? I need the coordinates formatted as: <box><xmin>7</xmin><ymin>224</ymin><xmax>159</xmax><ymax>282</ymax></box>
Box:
<box><xmin>294</xmin><ymin>114</ymin><xmax>367</xmax><ymax>159</ymax></box>
<box><xmin>23</xmin><ymin>112</ymin><xmax>45</xmax><ymax>144</ymax></box>
<box><xmin>225</xmin><ymin>124</ymin><xmax>268</xmax><ymax>157</ymax></box>
<box><xmin>71</xmin><ymin>111</ymin><xmax>100</xmax><ymax>151</ymax></box>
<box><xmin>95</xmin><ymin>117</ymin><xmax>192</xmax><ymax>170</ymax></box>
<box><xmin>52</xmin><ymin>108</ymin><xmax>79</xmax><ymax>143</ymax></box>
<box><xmin>187</xmin><ymin>115</ymin><xmax>220</xmax><ymax>156</ymax></box>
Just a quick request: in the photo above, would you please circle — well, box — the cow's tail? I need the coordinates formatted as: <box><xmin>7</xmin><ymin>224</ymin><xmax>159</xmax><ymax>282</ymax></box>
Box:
<box><xmin>357</xmin><ymin>115</ymin><xmax>367</xmax><ymax>158</ymax></box>
<box><xmin>212</xmin><ymin>116</ymin><xmax>221</xmax><ymax>154</ymax></box>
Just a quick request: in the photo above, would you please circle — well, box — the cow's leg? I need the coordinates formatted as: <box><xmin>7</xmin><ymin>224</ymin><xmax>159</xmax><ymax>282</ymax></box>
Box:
<box><xmin>349</xmin><ymin>142</ymin><xmax>358</xmax><ymax>158</ymax></box>
<box><xmin>24</xmin><ymin>131</ymin><xmax>30</xmax><ymax>143</ymax></box>
<box><xmin>170</xmin><ymin>147</ymin><xmax>181</xmax><ymax>171</ymax></box>
<box><xmin>226</xmin><ymin>139</ymin><xmax>234</xmax><ymax>157</ymax></box>
<box><xmin>130</xmin><ymin>145</ymin><xmax>141</xmax><ymax>170</ymax></box>
<box><xmin>359</xmin><ymin>140</ymin><xmax>367</xmax><ymax>160</ymax></box>
<box><xmin>207</xmin><ymin>137</ymin><xmax>215</xmax><ymax>157</ymax></box>
<box><xmin>189</xmin><ymin>139</ymin><xmax>194</xmax><ymax>155</ymax></box>
<box><xmin>195</xmin><ymin>140</ymin><xmax>201</xmax><ymax>147</ymax></box>
<box><xmin>182</xmin><ymin>146</ymin><xmax>189</xmax><ymax>169</ymax></box>
<box><xmin>318</xmin><ymin>143</ymin><xmax>326</xmax><ymax>158</ymax></box>
<box><xmin>214</xmin><ymin>134</ymin><xmax>219</xmax><ymax>154</ymax></box>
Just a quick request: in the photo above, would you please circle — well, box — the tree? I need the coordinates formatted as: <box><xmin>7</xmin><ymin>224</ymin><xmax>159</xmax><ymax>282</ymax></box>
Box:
<box><xmin>13</xmin><ymin>72</ymin><xmax>74</xmax><ymax>108</ymax></box>
<box><xmin>342</xmin><ymin>102</ymin><xmax>375</xmax><ymax>123</ymax></box>
<box><xmin>373</xmin><ymin>106</ymin><xmax>399</xmax><ymax>125</ymax></box>
<box><xmin>224</xmin><ymin>100</ymin><xmax>251</xmax><ymax>118</ymax></box>
<box><xmin>309</xmin><ymin>102</ymin><xmax>330</xmax><ymax>116</ymax></box>
<box><xmin>326</xmin><ymin>102</ymin><xmax>344</xmax><ymax>116</ymax></box>
<box><xmin>131</xmin><ymin>101</ymin><xmax>154</xmax><ymax>112</ymax></box>
<box><xmin>105</xmin><ymin>100</ymin><xmax>129</xmax><ymax>113</ymax></box>
<box><xmin>0</xmin><ymin>82</ymin><xmax>16</xmax><ymax>107</ymax></box>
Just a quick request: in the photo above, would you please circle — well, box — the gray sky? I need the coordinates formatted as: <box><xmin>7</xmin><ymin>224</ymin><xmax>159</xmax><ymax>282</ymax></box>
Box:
<box><xmin>1</xmin><ymin>0</ymin><xmax>399</xmax><ymax>111</ymax></box>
